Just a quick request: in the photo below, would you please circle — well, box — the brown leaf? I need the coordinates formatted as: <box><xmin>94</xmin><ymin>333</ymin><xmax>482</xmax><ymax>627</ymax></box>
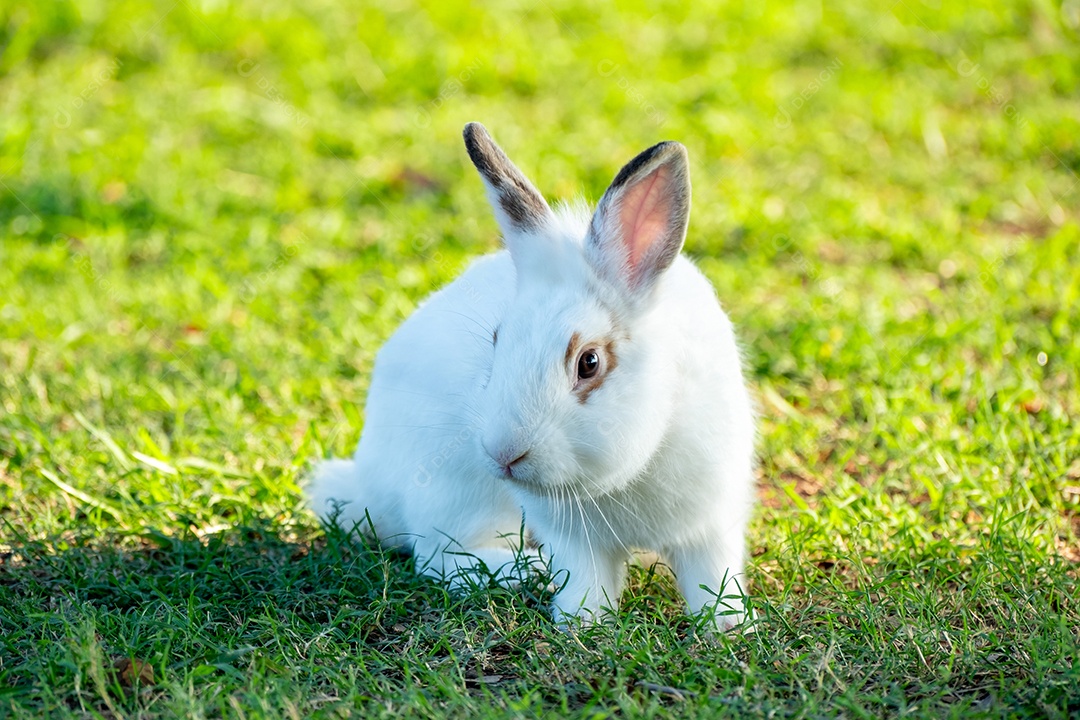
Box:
<box><xmin>391</xmin><ymin>167</ymin><xmax>445</xmax><ymax>195</ymax></box>
<box><xmin>1021</xmin><ymin>398</ymin><xmax>1044</xmax><ymax>414</ymax></box>
<box><xmin>101</xmin><ymin>180</ymin><xmax>127</xmax><ymax>204</ymax></box>
<box><xmin>113</xmin><ymin>658</ymin><xmax>154</xmax><ymax>687</ymax></box>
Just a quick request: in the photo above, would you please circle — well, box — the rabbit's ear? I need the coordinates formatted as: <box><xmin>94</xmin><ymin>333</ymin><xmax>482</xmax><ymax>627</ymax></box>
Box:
<box><xmin>464</xmin><ymin>123</ymin><xmax>552</xmax><ymax>235</ymax></box>
<box><xmin>586</xmin><ymin>141</ymin><xmax>690</xmax><ymax>300</ymax></box>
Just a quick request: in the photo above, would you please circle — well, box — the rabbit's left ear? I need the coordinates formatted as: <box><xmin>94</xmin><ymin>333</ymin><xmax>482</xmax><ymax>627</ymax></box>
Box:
<box><xmin>464</xmin><ymin>122</ymin><xmax>552</xmax><ymax>236</ymax></box>
<box><xmin>586</xmin><ymin>141</ymin><xmax>690</xmax><ymax>302</ymax></box>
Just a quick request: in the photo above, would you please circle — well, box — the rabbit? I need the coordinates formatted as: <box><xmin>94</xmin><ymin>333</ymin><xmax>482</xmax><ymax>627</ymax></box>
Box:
<box><xmin>308</xmin><ymin>122</ymin><xmax>756</xmax><ymax>630</ymax></box>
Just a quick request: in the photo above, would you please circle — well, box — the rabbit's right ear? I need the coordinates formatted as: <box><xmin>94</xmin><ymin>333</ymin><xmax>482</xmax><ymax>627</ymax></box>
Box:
<box><xmin>585</xmin><ymin>141</ymin><xmax>691</xmax><ymax>306</ymax></box>
<box><xmin>464</xmin><ymin>123</ymin><xmax>552</xmax><ymax>236</ymax></box>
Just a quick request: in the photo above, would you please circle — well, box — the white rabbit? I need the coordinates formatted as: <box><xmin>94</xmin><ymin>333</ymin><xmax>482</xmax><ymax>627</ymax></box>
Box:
<box><xmin>308</xmin><ymin>123</ymin><xmax>756</xmax><ymax>630</ymax></box>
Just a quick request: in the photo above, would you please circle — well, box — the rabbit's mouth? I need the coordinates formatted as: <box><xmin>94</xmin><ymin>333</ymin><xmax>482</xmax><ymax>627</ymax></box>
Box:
<box><xmin>503</xmin><ymin>472</ymin><xmax>574</xmax><ymax>498</ymax></box>
<box><xmin>494</xmin><ymin>464</ymin><xmax>543</xmax><ymax>491</ymax></box>
<box><xmin>502</xmin><ymin>469</ymin><xmax>540</xmax><ymax>489</ymax></box>
<box><xmin>485</xmin><ymin>448</ymin><xmax>585</xmax><ymax>496</ymax></box>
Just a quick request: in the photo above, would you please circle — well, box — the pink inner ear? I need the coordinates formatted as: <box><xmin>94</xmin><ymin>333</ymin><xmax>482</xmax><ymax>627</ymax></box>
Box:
<box><xmin>617</xmin><ymin>166</ymin><xmax>671</xmax><ymax>268</ymax></box>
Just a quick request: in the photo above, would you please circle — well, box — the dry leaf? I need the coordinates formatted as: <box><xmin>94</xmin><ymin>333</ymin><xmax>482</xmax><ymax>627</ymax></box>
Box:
<box><xmin>1021</xmin><ymin>398</ymin><xmax>1044</xmax><ymax>414</ymax></box>
<box><xmin>113</xmin><ymin>658</ymin><xmax>154</xmax><ymax>687</ymax></box>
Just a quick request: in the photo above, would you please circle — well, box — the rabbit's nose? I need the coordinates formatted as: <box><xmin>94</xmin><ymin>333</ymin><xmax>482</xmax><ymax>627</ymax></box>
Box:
<box><xmin>501</xmin><ymin>450</ymin><xmax>529</xmax><ymax>478</ymax></box>
<box><xmin>486</xmin><ymin>444</ymin><xmax>530</xmax><ymax>478</ymax></box>
<box><xmin>504</xmin><ymin>449</ymin><xmax>529</xmax><ymax>468</ymax></box>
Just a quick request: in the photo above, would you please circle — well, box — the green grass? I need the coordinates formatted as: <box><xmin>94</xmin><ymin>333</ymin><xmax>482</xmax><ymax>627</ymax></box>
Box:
<box><xmin>1</xmin><ymin>0</ymin><xmax>1079</xmax><ymax>716</ymax></box>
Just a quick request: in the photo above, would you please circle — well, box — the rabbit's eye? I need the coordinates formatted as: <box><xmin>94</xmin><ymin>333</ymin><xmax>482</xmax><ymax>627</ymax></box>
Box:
<box><xmin>492</xmin><ymin>327</ymin><xmax>499</xmax><ymax>346</ymax></box>
<box><xmin>577</xmin><ymin>349</ymin><xmax>600</xmax><ymax>379</ymax></box>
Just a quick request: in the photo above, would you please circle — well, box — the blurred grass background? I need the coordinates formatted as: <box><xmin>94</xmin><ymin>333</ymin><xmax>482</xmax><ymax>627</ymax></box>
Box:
<box><xmin>1</xmin><ymin>0</ymin><xmax>1078</xmax><ymax>717</ymax></box>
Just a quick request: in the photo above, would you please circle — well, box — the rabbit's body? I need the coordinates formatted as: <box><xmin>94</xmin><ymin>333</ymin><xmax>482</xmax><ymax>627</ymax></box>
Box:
<box><xmin>309</xmin><ymin>251</ymin><xmax>530</xmax><ymax>579</ymax></box>
<box><xmin>309</xmin><ymin>124</ymin><xmax>755</xmax><ymax>629</ymax></box>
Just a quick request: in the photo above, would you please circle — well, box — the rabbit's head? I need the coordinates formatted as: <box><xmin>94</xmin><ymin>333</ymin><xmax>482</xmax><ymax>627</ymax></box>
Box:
<box><xmin>464</xmin><ymin>123</ymin><xmax>691</xmax><ymax>497</ymax></box>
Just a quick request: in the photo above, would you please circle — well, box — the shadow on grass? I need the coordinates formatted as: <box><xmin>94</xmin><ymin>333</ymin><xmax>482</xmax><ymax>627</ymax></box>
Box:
<box><xmin>0</xmin><ymin>518</ymin><xmax>562</xmax><ymax>715</ymax></box>
<box><xmin>1</xmin><ymin>517</ymin><xmax>1078</xmax><ymax>718</ymax></box>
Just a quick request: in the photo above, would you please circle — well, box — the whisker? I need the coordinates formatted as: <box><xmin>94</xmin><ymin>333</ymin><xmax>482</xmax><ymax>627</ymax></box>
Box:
<box><xmin>573</xmin><ymin>493</ymin><xmax>597</xmax><ymax>606</ymax></box>
<box><xmin>584</xmin><ymin>487</ymin><xmax>632</xmax><ymax>559</ymax></box>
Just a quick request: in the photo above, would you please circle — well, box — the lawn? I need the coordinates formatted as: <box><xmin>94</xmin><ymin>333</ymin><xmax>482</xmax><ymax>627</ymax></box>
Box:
<box><xmin>1</xmin><ymin>0</ymin><xmax>1079</xmax><ymax>717</ymax></box>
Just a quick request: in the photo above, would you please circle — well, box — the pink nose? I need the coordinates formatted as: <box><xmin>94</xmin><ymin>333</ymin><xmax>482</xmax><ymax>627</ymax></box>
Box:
<box><xmin>490</xmin><ymin>448</ymin><xmax>529</xmax><ymax>477</ymax></box>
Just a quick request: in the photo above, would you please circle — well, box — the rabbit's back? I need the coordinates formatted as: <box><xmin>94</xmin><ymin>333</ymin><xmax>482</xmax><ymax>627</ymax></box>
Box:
<box><xmin>369</xmin><ymin>250</ymin><xmax>511</xmax><ymax>410</ymax></box>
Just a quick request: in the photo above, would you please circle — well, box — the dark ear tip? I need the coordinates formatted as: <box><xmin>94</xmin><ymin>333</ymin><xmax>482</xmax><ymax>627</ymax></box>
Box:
<box><xmin>655</xmin><ymin>140</ymin><xmax>688</xmax><ymax>163</ymax></box>
<box><xmin>463</xmin><ymin>123</ymin><xmax>497</xmax><ymax>169</ymax></box>
<box><xmin>463</xmin><ymin>122</ymin><xmax>488</xmax><ymax>145</ymax></box>
<box><xmin>609</xmin><ymin>140</ymin><xmax>689</xmax><ymax>190</ymax></box>
<box><xmin>463</xmin><ymin>123</ymin><xmax>487</xmax><ymax>168</ymax></box>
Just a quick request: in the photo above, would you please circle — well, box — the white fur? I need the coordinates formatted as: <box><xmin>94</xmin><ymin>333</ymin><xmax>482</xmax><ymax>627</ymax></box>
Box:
<box><xmin>308</xmin><ymin>137</ymin><xmax>755</xmax><ymax>630</ymax></box>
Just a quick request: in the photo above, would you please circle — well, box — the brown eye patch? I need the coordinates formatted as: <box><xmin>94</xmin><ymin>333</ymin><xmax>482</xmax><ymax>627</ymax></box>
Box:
<box><xmin>565</xmin><ymin>332</ymin><xmax>618</xmax><ymax>403</ymax></box>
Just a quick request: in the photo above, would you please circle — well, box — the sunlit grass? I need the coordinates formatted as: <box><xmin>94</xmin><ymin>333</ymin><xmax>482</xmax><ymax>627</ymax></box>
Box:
<box><xmin>1</xmin><ymin>0</ymin><xmax>1078</xmax><ymax>717</ymax></box>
